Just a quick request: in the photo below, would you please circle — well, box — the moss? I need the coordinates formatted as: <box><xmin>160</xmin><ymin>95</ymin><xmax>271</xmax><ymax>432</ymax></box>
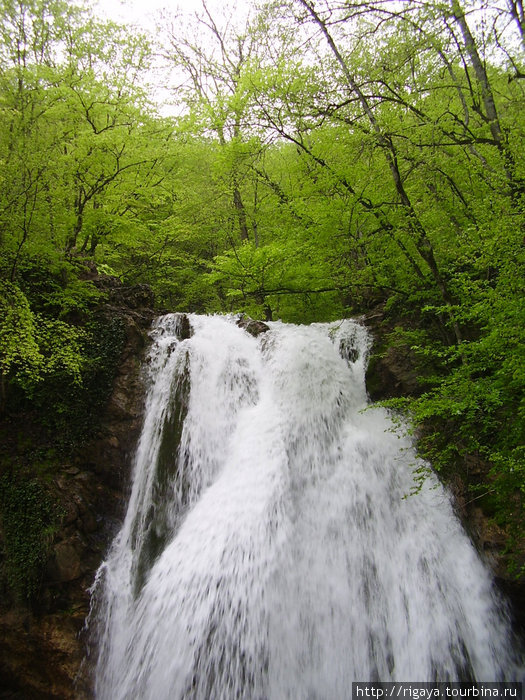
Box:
<box><xmin>0</xmin><ymin>475</ymin><xmax>62</xmax><ymax>601</ymax></box>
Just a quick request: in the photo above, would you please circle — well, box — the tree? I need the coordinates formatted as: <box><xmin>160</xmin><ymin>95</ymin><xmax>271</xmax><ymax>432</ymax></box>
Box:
<box><xmin>0</xmin><ymin>0</ymin><xmax>158</xmax><ymax>267</ymax></box>
<box><xmin>161</xmin><ymin>2</ymin><xmax>258</xmax><ymax>242</ymax></box>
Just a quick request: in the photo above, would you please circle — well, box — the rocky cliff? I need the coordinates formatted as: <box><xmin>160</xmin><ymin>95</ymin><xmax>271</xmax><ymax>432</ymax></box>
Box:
<box><xmin>0</xmin><ymin>279</ymin><xmax>156</xmax><ymax>699</ymax></box>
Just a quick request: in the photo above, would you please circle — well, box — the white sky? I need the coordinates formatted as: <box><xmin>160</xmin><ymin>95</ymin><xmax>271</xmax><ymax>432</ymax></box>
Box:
<box><xmin>96</xmin><ymin>0</ymin><xmax>250</xmax><ymax>31</ymax></box>
<box><xmin>93</xmin><ymin>0</ymin><xmax>253</xmax><ymax>114</ymax></box>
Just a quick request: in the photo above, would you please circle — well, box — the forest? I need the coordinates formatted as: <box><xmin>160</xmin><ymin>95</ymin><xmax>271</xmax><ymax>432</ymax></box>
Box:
<box><xmin>0</xmin><ymin>0</ymin><xmax>523</xmax><ymax>595</ymax></box>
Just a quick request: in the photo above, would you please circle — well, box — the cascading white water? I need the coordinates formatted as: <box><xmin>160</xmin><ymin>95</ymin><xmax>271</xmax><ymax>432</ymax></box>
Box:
<box><xmin>89</xmin><ymin>314</ymin><xmax>523</xmax><ymax>699</ymax></box>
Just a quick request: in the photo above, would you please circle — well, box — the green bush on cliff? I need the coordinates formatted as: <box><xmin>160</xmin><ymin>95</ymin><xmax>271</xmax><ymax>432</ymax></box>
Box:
<box><xmin>0</xmin><ymin>281</ymin><xmax>44</xmax><ymax>403</ymax></box>
<box><xmin>0</xmin><ymin>278</ymin><xmax>88</xmax><ymax>409</ymax></box>
<box><xmin>381</xmin><ymin>285</ymin><xmax>525</xmax><ymax>577</ymax></box>
<box><xmin>0</xmin><ymin>254</ymin><xmax>128</xmax><ymax>448</ymax></box>
<box><xmin>35</xmin><ymin>314</ymin><xmax>127</xmax><ymax>449</ymax></box>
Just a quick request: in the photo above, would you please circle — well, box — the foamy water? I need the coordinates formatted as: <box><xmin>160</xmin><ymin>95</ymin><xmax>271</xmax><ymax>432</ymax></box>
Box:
<box><xmin>88</xmin><ymin>314</ymin><xmax>523</xmax><ymax>699</ymax></box>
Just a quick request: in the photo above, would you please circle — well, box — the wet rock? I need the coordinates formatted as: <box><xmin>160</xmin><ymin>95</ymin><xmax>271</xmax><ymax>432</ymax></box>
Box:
<box><xmin>90</xmin><ymin>270</ymin><xmax>155</xmax><ymax>310</ymax></box>
<box><xmin>176</xmin><ymin>313</ymin><xmax>192</xmax><ymax>340</ymax></box>
<box><xmin>365</xmin><ymin>344</ymin><xmax>421</xmax><ymax>401</ymax></box>
<box><xmin>50</xmin><ymin>541</ymin><xmax>82</xmax><ymax>583</ymax></box>
<box><xmin>107</xmin><ymin>283</ymin><xmax>155</xmax><ymax>310</ymax></box>
<box><xmin>61</xmin><ymin>500</ymin><xmax>79</xmax><ymax>526</ymax></box>
<box><xmin>0</xmin><ymin>609</ymin><xmax>88</xmax><ymax>699</ymax></box>
<box><xmin>361</xmin><ymin>306</ymin><xmax>420</xmax><ymax>401</ymax></box>
<box><xmin>236</xmin><ymin>315</ymin><xmax>270</xmax><ymax>337</ymax></box>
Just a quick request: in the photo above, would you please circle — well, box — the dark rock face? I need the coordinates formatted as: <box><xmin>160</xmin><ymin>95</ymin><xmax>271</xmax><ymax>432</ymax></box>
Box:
<box><xmin>107</xmin><ymin>284</ymin><xmax>155</xmax><ymax>310</ymax></box>
<box><xmin>0</xmin><ymin>281</ymin><xmax>156</xmax><ymax>698</ymax></box>
<box><xmin>176</xmin><ymin>313</ymin><xmax>192</xmax><ymax>341</ymax></box>
<box><xmin>361</xmin><ymin>307</ymin><xmax>420</xmax><ymax>401</ymax></box>
<box><xmin>0</xmin><ymin>609</ymin><xmax>87</xmax><ymax>699</ymax></box>
<box><xmin>365</xmin><ymin>344</ymin><xmax>421</xmax><ymax>401</ymax></box>
<box><xmin>236</xmin><ymin>315</ymin><xmax>270</xmax><ymax>337</ymax></box>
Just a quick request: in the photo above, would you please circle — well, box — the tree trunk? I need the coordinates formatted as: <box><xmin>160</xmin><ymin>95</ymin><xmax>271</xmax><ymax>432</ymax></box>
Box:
<box><xmin>298</xmin><ymin>0</ymin><xmax>462</xmax><ymax>343</ymax></box>
<box><xmin>233</xmin><ymin>185</ymin><xmax>249</xmax><ymax>241</ymax></box>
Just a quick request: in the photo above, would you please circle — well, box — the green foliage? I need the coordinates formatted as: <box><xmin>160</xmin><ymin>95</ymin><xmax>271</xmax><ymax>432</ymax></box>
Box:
<box><xmin>208</xmin><ymin>239</ymin><xmax>346</xmax><ymax>322</ymax></box>
<box><xmin>36</xmin><ymin>315</ymin><xmax>86</xmax><ymax>383</ymax></box>
<box><xmin>0</xmin><ymin>282</ymin><xmax>43</xmax><ymax>396</ymax></box>
<box><xmin>30</xmin><ymin>314</ymin><xmax>127</xmax><ymax>450</ymax></box>
<box><xmin>381</xmin><ymin>253</ymin><xmax>525</xmax><ymax>571</ymax></box>
<box><xmin>0</xmin><ymin>255</ymin><xmax>126</xmax><ymax>448</ymax></box>
<box><xmin>0</xmin><ymin>276</ymin><xmax>90</xmax><ymax>415</ymax></box>
<box><xmin>0</xmin><ymin>475</ymin><xmax>62</xmax><ymax>601</ymax></box>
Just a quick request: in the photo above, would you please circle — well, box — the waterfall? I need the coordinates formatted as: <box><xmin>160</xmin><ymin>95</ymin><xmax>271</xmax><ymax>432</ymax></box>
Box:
<box><xmin>89</xmin><ymin>314</ymin><xmax>523</xmax><ymax>699</ymax></box>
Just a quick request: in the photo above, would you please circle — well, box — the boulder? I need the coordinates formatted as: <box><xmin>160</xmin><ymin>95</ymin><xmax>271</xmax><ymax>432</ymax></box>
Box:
<box><xmin>176</xmin><ymin>313</ymin><xmax>192</xmax><ymax>341</ymax></box>
<box><xmin>236</xmin><ymin>315</ymin><xmax>270</xmax><ymax>337</ymax></box>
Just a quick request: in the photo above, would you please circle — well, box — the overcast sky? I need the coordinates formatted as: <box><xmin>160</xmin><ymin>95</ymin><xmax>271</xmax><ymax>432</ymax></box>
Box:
<box><xmin>94</xmin><ymin>0</ymin><xmax>255</xmax><ymax>114</ymax></box>
<box><xmin>98</xmin><ymin>0</ymin><xmax>192</xmax><ymax>26</ymax></box>
<box><xmin>96</xmin><ymin>0</ymin><xmax>251</xmax><ymax>31</ymax></box>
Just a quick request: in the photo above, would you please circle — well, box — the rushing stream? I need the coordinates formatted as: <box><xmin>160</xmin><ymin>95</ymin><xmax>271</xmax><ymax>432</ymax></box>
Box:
<box><xmin>89</xmin><ymin>314</ymin><xmax>523</xmax><ymax>699</ymax></box>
